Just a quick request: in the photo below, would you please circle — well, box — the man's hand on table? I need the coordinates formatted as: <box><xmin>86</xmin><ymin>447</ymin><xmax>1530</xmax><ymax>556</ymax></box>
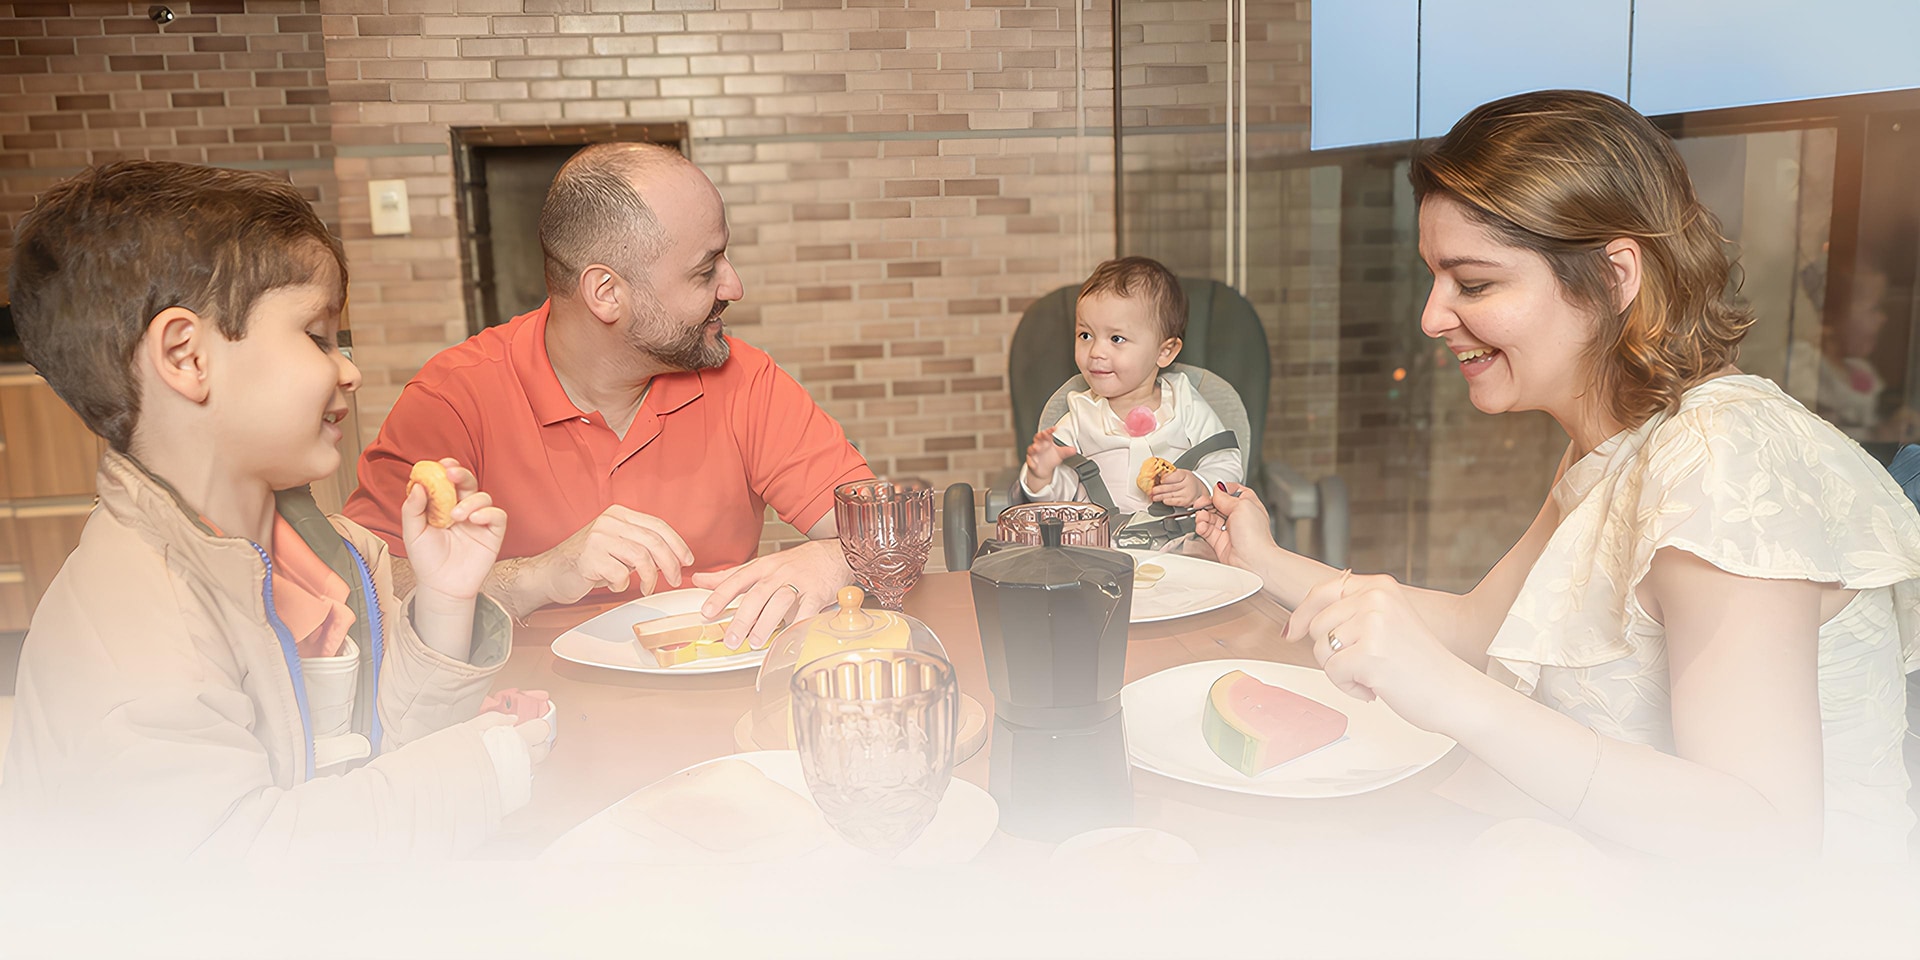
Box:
<box><xmin>692</xmin><ymin>538</ymin><xmax>854</xmax><ymax>651</ymax></box>
<box><xmin>487</xmin><ymin>505</ymin><xmax>695</xmax><ymax>618</ymax></box>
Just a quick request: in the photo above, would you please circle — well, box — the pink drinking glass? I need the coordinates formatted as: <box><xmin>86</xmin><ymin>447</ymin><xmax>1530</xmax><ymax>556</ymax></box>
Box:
<box><xmin>834</xmin><ymin>478</ymin><xmax>935</xmax><ymax>610</ymax></box>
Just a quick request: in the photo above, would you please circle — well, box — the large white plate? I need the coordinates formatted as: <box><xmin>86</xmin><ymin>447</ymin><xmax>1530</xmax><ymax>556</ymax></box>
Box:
<box><xmin>540</xmin><ymin>750</ymin><xmax>999</xmax><ymax>865</ymax></box>
<box><xmin>1121</xmin><ymin>659</ymin><xmax>1455</xmax><ymax>798</ymax></box>
<box><xmin>549</xmin><ymin>587</ymin><xmax>768</xmax><ymax>676</ymax></box>
<box><xmin>1124</xmin><ymin>550</ymin><xmax>1263</xmax><ymax>623</ymax></box>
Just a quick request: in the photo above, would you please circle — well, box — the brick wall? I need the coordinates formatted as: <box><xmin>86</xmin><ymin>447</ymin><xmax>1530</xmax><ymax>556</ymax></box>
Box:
<box><xmin>0</xmin><ymin>0</ymin><xmax>339</xmax><ymax>300</ymax></box>
<box><xmin>319</xmin><ymin>0</ymin><xmax>1116</xmax><ymax>491</ymax></box>
<box><xmin>0</xmin><ymin>0</ymin><xmax>1561</xmax><ymax>589</ymax></box>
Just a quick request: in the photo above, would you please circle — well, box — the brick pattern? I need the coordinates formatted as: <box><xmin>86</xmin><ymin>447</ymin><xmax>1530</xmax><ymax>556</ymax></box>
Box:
<box><xmin>320</xmin><ymin>0</ymin><xmax>1117</xmax><ymax>484</ymax></box>
<box><xmin>1117</xmin><ymin>0</ymin><xmax>1307</xmax><ymax>130</ymax></box>
<box><xmin>0</xmin><ymin>0</ymin><xmax>337</xmax><ymax>300</ymax></box>
<box><xmin>0</xmin><ymin>0</ymin><xmax>1560</xmax><ymax>591</ymax></box>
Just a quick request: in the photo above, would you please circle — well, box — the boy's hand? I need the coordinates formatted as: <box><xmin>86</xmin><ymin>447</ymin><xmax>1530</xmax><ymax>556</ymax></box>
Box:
<box><xmin>1024</xmin><ymin>427</ymin><xmax>1077</xmax><ymax>488</ymax></box>
<box><xmin>402</xmin><ymin>458</ymin><xmax>508</xmax><ymax>603</ymax></box>
<box><xmin>1149</xmin><ymin>468</ymin><xmax>1207</xmax><ymax>507</ymax></box>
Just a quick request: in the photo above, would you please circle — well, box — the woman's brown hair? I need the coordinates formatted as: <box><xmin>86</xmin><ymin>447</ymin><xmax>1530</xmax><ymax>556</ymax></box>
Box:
<box><xmin>1409</xmin><ymin>89</ymin><xmax>1754</xmax><ymax>428</ymax></box>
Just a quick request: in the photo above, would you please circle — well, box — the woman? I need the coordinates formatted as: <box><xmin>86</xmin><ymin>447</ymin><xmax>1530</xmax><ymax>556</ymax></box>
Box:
<box><xmin>1198</xmin><ymin>90</ymin><xmax>1920</xmax><ymax>861</ymax></box>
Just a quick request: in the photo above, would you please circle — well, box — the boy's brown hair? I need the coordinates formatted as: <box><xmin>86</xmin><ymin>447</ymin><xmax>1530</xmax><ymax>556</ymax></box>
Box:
<box><xmin>1077</xmin><ymin>256</ymin><xmax>1188</xmax><ymax>342</ymax></box>
<box><xmin>9</xmin><ymin>161</ymin><xmax>348</xmax><ymax>452</ymax></box>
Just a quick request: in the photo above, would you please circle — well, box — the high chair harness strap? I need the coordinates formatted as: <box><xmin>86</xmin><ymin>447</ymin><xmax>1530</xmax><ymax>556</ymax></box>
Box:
<box><xmin>1051</xmin><ymin>429</ymin><xmax>1237</xmax><ymax>516</ymax></box>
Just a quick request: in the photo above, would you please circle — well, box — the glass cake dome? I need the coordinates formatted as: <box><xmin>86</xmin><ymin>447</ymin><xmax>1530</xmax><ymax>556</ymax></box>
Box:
<box><xmin>748</xmin><ymin>584</ymin><xmax>950</xmax><ymax>750</ymax></box>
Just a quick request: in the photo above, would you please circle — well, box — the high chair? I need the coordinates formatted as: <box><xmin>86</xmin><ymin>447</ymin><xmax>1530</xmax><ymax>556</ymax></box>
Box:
<box><xmin>947</xmin><ymin>278</ymin><xmax>1348</xmax><ymax>569</ymax></box>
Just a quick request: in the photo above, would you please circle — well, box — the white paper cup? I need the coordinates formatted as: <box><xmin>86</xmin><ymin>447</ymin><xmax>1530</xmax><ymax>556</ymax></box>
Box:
<box><xmin>301</xmin><ymin>637</ymin><xmax>360</xmax><ymax>738</ymax></box>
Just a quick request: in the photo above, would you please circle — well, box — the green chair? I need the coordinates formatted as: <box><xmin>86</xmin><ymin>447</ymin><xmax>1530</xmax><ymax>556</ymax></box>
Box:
<box><xmin>966</xmin><ymin>277</ymin><xmax>1348</xmax><ymax>567</ymax></box>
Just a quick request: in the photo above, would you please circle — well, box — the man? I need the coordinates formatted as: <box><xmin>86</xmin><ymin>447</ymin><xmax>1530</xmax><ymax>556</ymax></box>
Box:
<box><xmin>344</xmin><ymin>143</ymin><xmax>872</xmax><ymax>649</ymax></box>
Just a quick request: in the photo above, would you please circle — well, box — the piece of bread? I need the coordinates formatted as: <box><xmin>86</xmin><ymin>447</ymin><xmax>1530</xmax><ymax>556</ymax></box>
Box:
<box><xmin>632</xmin><ymin>609</ymin><xmax>745</xmax><ymax>666</ymax></box>
<box><xmin>608</xmin><ymin>758</ymin><xmax>829</xmax><ymax>860</ymax></box>
<box><xmin>408</xmin><ymin>460</ymin><xmax>457</xmax><ymax>528</ymax></box>
<box><xmin>1137</xmin><ymin>457</ymin><xmax>1176</xmax><ymax>495</ymax></box>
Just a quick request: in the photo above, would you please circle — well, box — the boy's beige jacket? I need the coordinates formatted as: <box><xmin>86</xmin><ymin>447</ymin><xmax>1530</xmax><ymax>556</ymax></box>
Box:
<box><xmin>1</xmin><ymin>452</ymin><xmax>518</xmax><ymax>860</ymax></box>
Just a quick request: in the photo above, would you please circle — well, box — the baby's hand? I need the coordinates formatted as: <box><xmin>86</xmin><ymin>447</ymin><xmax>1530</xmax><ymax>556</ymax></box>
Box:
<box><xmin>1024</xmin><ymin>428</ymin><xmax>1077</xmax><ymax>487</ymax></box>
<box><xmin>1149</xmin><ymin>468</ymin><xmax>1207</xmax><ymax>507</ymax></box>
<box><xmin>402</xmin><ymin>458</ymin><xmax>508</xmax><ymax>602</ymax></box>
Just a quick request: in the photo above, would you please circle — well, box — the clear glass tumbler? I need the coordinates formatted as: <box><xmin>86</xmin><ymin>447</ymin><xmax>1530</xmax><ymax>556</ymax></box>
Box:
<box><xmin>790</xmin><ymin>648</ymin><xmax>958</xmax><ymax>857</ymax></box>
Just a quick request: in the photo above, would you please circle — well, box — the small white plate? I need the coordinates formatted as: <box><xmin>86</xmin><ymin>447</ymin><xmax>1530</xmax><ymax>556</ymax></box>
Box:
<box><xmin>1050</xmin><ymin>826</ymin><xmax>1200</xmax><ymax>867</ymax></box>
<box><xmin>549</xmin><ymin>587</ymin><xmax>768</xmax><ymax>676</ymax></box>
<box><xmin>540</xmin><ymin>750</ymin><xmax>999</xmax><ymax>865</ymax></box>
<box><xmin>1124</xmin><ymin>550</ymin><xmax>1263</xmax><ymax>623</ymax></box>
<box><xmin>1121</xmin><ymin>659</ymin><xmax>1455</xmax><ymax>798</ymax></box>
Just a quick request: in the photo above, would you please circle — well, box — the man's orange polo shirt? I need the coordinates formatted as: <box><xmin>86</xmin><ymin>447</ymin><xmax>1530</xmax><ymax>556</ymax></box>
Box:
<box><xmin>342</xmin><ymin>302</ymin><xmax>873</xmax><ymax>605</ymax></box>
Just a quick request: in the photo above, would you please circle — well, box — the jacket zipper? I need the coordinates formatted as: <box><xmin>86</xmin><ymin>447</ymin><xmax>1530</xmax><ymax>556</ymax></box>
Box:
<box><xmin>249</xmin><ymin>542</ymin><xmax>315</xmax><ymax>782</ymax></box>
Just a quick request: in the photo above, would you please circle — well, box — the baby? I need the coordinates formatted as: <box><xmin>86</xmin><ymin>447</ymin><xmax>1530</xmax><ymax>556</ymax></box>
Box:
<box><xmin>1020</xmin><ymin>257</ymin><xmax>1244</xmax><ymax>521</ymax></box>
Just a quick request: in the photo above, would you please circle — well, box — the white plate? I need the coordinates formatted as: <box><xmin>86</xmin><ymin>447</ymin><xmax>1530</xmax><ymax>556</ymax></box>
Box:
<box><xmin>1049</xmin><ymin>826</ymin><xmax>1200</xmax><ymax>867</ymax></box>
<box><xmin>1121</xmin><ymin>659</ymin><xmax>1455</xmax><ymax>798</ymax></box>
<box><xmin>549</xmin><ymin>588</ymin><xmax>768</xmax><ymax>676</ymax></box>
<box><xmin>540</xmin><ymin>750</ymin><xmax>999</xmax><ymax>865</ymax></box>
<box><xmin>1124</xmin><ymin>550</ymin><xmax>1263</xmax><ymax>623</ymax></box>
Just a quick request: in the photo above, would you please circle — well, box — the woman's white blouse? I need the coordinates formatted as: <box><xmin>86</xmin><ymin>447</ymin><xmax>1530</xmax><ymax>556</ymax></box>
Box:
<box><xmin>1486</xmin><ymin>375</ymin><xmax>1920</xmax><ymax>860</ymax></box>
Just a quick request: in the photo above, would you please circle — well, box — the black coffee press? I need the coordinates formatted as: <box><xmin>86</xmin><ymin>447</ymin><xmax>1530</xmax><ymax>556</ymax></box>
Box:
<box><xmin>969</xmin><ymin>517</ymin><xmax>1134</xmax><ymax>839</ymax></box>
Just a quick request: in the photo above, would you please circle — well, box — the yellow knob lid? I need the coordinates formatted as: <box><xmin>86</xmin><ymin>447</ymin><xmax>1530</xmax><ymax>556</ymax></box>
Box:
<box><xmin>829</xmin><ymin>585</ymin><xmax>873</xmax><ymax>633</ymax></box>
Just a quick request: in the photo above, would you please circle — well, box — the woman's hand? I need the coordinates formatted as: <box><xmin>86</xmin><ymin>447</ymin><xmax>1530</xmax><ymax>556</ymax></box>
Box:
<box><xmin>1283</xmin><ymin>571</ymin><xmax>1488</xmax><ymax>735</ymax></box>
<box><xmin>402</xmin><ymin>458</ymin><xmax>508</xmax><ymax>603</ymax></box>
<box><xmin>1193</xmin><ymin>482</ymin><xmax>1275</xmax><ymax>571</ymax></box>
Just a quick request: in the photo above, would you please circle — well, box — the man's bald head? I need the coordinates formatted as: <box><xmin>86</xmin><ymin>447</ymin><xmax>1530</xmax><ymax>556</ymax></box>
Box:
<box><xmin>538</xmin><ymin>142</ymin><xmax>689</xmax><ymax>298</ymax></box>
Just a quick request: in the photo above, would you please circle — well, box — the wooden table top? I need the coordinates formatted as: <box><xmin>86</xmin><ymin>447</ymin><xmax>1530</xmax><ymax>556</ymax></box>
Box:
<box><xmin>485</xmin><ymin>570</ymin><xmax>1499</xmax><ymax>860</ymax></box>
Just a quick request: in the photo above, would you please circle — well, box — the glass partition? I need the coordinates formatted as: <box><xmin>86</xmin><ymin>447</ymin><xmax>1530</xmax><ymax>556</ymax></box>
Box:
<box><xmin>1116</xmin><ymin>10</ymin><xmax>1919</xmax><ymax>590</ymax></box>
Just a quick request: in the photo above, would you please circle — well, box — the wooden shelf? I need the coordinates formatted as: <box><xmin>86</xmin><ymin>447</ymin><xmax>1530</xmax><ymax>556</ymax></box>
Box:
<box><xmin>0</xmin><ymin>372</ymin><xmax>102</xmax><ymax>630</ymax></box>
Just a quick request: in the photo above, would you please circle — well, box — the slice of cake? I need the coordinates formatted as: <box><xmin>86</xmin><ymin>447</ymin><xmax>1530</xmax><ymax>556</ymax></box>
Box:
<box><xmin>1202</xmin><ymin>669</ymin><xmax>1348</xmax><ymax>776</ymax></box>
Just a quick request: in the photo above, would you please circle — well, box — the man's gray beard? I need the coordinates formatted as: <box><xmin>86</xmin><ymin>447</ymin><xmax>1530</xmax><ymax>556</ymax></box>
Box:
<box><xmin>628</xmin><ymin>302</ymin><xmax>729</xmax><ymax>372</ymax></box>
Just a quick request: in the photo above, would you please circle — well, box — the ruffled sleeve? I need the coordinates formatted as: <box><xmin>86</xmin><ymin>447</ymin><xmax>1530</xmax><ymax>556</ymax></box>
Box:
<box><xmin>1486</xmin><ymin>376</ymin><xmax>1920</xmax><ymax>693</ymax></box>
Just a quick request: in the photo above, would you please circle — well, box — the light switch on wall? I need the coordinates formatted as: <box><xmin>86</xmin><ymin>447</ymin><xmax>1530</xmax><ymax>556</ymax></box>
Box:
<box><xmin>368</xmin><ymin>179</ymin><xmax>412</xmax><ymax>236</ymax></box>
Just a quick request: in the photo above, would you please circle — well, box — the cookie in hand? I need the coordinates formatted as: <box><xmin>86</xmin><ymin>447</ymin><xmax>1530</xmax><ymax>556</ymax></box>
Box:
<box><xmin>1137</xmin><ymin>457</ymin><xmax>1176</xmax><ymax>495</ymax></box>
<box><xmin>408</xmin><ymin>460</ymin><xmax>458</xmax><ymax>528</ymax></box>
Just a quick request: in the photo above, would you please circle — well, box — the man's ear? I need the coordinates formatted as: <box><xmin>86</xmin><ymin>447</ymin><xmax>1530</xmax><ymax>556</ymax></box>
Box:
<box><xmin>144</xmin><ymin>307</ymin><xmax>210</xmax><ymax>404</ymax></box>
<box><xmin>1603</xmin><ymin>238</ymin><xmax>1643</xmax><ymax>315</ymax></box>
<box><xmin>1157</xmin><ymin>337</ymin><xmax>1183</xmax><ymax>368</ymax></box>
<box><xmin>580</xmin><ymin>264</ymin><xmax>624</xmax><ymax>326</ymax></box>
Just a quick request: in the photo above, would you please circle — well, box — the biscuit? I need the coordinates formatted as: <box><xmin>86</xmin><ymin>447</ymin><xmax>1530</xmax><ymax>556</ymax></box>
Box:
<box><xmin>1137</xmin><ymin>457</ymin><xmax>1176</xmax><ymax>495</ymax></box>
<box><xmin>408</xmin><ymin>460</ymin><xmax>457</xmax><ymax>528</ymax></box>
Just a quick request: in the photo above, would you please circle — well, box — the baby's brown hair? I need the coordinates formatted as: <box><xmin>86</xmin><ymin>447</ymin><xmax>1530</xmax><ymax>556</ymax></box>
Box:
<box><xmin>1078</xmin><ymin>256</ymin><xmax>1188</xmax><ymax>342</ymax></box>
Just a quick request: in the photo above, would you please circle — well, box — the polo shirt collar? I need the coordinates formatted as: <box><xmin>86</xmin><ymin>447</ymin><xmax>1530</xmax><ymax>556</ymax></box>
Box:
<box><xmin>511</xmin><ymin>300</ymin><xmax>708</xmax><ymax>426</ymax></box>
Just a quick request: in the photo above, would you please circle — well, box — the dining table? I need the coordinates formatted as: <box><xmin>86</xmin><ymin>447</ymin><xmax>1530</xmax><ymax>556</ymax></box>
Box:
<box><xmin>482</xmin><ymin>569</ymin><xmax>1526</xmax><ymax>862</ymax></box>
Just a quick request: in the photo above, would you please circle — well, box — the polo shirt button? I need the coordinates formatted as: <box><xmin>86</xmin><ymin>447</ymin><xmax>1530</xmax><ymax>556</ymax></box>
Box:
<box><xmin>580</xmin><ymin>417</ymin><xmax>591</xmax><ymax>424</ymax></box>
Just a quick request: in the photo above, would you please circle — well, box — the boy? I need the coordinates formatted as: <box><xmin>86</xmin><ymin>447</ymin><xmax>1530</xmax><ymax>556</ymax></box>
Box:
<box><xmin>0</xmin><ymin>161</ymin><xmax>544</xmax><ymax>860</ymax></box>
<box><xmin>1021</xmin><ymin>257</ymin><xmax>1244</xmax><ymax>522</ymax></box>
